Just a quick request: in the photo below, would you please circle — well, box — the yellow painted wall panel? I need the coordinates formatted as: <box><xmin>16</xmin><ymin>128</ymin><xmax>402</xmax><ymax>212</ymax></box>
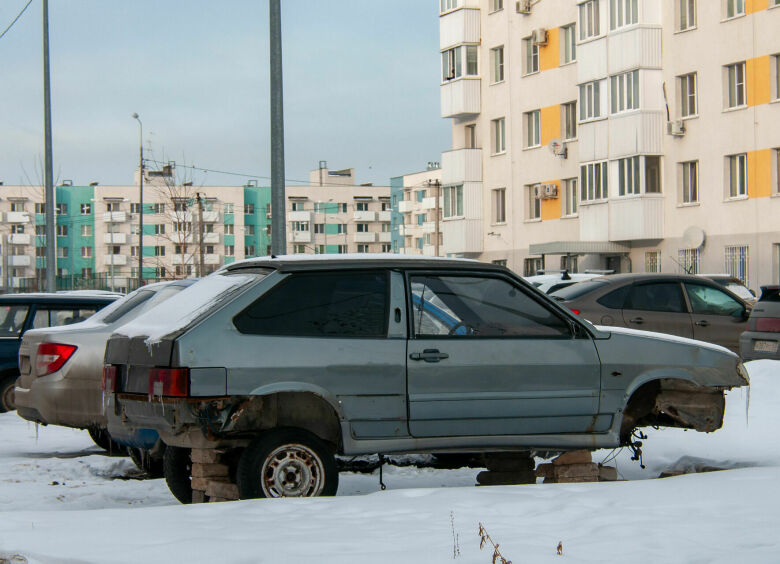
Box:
<box><xmin>539</xmin><ymin>28</ymin><xmax>559</xmax><ymax>72</ymax></box>
<box><xmin>747</xmin><ymin>55</ymin><xmax>771</xmax><ymax>107</ymax></box>
<box><xmin>540</xmin><ymin>104</ymin><xmax>560</xmax><ymax>147</ymax></box>
<box><xmin>747</xmin><ymin>149</ymin><xmax>772</xmax><ymax>198</ymax></box>
<box><xmin>541</xmin><ymin>180</ymin><xmax>562</xmax><ymax>221</ymax></box>
<box><xmin>747</xmin><ymin>0</ymin><xmax>769</xmax><ymax>14</ymax></box>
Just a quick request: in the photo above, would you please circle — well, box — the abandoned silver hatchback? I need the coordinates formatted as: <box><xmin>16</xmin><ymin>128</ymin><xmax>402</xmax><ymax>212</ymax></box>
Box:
<box><xmin>103</xmin><ymin>256</ymin><xmax>748</xmax><ymax>502</ymax></box>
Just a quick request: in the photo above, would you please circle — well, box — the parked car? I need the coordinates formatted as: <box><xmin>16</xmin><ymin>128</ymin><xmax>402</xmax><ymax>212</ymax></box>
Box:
<box><xmin>524</xmin><ymin>270</ymin><xmax>611</xmax><ymax>295</ymax></box>
<box><xmin>549</xmin><ymin>273</ymin><xmax>750</xmax><ymax>354</ymax></box>
<box><xmin>15</xmin><ymin>280</ymin><xmax>197</xmax><ymax>458</ymax></box>
<box><xmin>0</xmin><ymin>292</ymin><xmax>118</xmax><ymax>413</ymax></box>
<box><xmin>699</xmin><ymin>274</ymin><xmax>756</xmax><ymax>304</ymax></box>
<box><xmin>103</xmin><ymin>257</ymin><xmax>748</xmax><ymax>502</ymax></box>
<box><xmin>739</xmin><ymin>285</ymin><xmax>780</xmax><ymax>360</ymax></box>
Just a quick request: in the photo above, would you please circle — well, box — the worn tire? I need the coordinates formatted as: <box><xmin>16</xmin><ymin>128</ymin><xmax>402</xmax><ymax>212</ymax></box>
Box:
<box><xmin>0</xmin><ymin>377</ymin><xmax>15</xmax><ymax>413</ymax></box>
<box><xmin>163</xmin><ymin>446</ymin><xmax>193</xmax><ymax>504</ymax></box>
<box><xmin>87</xmin><ymin>427</ymin><xmax>124</xmax><ymax>455</ymax></box>
<box><xmin>128</xmin><ymin>447</ymin><xmax>165</xmax><ymax>478</ymax></box>
<box><xmin>237</xmin><ymin>428</ymin><xmax>338</xmax><ymax>499</ymax></box>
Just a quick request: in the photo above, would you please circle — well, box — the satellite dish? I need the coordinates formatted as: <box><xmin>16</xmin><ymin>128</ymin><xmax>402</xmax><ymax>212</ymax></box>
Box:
<box><xmin>548</xmin><ymin>138</ymin><xmax>567</xmax><ymax>158</ymax></box>
<box><xmin>682</xmin><ymin>226</ymin><xmax>706</xmax><ymax>249</ymax></box>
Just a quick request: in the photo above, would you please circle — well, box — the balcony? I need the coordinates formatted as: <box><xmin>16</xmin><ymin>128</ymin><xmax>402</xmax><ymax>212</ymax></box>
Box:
<box><xmin>354</xmin><ymin>232</ymin><xmax>377</xmax><ymax>243</ymax></box>
<box><xmin>104</xmin><ymin>255</ymin><xmax>127</xmax><ymax>266</ymax></box>
<box><xmin>607</xmin><ymin>111</ymin><xmax>665</xmax><ymax>159</ymax></box>
<box><xmin>5</xmin><ymin>212</ymin><xmax>31</xmax><ymax>224</ymax></box>
<box><xmin>439</xmin><ymin>6</ymin><xmax>480</xmax><ymax>50</ymax></box>
<box><xmin>422</xmin><ymin>221</ymin><xmax>438</xmax><ymax>234</ymax></box>
<box><xmin>423</xmin><ymin>245</ymin><xmax>438</xmax><ymax>257</ymax></box>
<box><xmin>441</xmin><ymin>218</ymin><xmax>482</xmax><ymax>255</ymax></box>
<box><xmin>203</xmin><ymin>232</ymin><xmax>220</xmax><ymax>244</ymax></box>
<box><xmin>608</xmin><ymin>195</ymin><xmax>664</xmax><ymax>241</ymax></box>
<box><xmin>9</xmin><ymin>234</ymin><xmax>31</xmax><ymax>245</ymax></box>
<box><xmin>353</xmin><ymin>210</ymin><xmax>377</xmax><ymax>222</ymax></box>
<box><xmin>171</xmin><ymin>211</ymin><xmax>193</xmax><ymax>223</ymax></box>
<box><xmin>171</xmin><ymin>255</ymin><xmax>193</xmax><ymax>265</ymax></box>
<box><xmin>377</xmin><ymin>210</ymin><xmax>392</xmax><ymax>222</ymax></box>
<box><xmin>103</xmin><ymin>211</ymin><xmax>127</xmax><ymax>223</ymax></box>
<box><xmin>103</xmin><ymin>233</ymin><xmax>127</xmax><ymax>244</ymax></box>
<box><xmin>441</xmin><ymin>148</ymin><xmax>482</xmax><ymax>184</ymax></box>
<box><xmin>440</xmin><ymin>78</ymin><xmax>480</xmax><ymax>118</ymax></box>
<box><xmin>289</xmin><ymin>231</ymin><xmax>311</xmax><ymax>243</ymax></box>
<box><xmin>204</xmin><ymin>254</ymin><xmax>221</xmax><ymax>265</ymax></box>
<box><xmin>288</xmin><ymin>211</ymin><xmax>311</xmax><ymax>222</ymax></box>
<box><xmin>421</xmin><ymin>197</ymin><xmax>437</xmax><ymax>210</ymax></box>
<box><xmin>202</xmin><ymin>211</ymin><xmax>219</xmax><ymax>223</ymax></box>
<box><xmin>8</xmin><ymin>255</ymin><xmax>31</xmax><ymax>267</ymax></box>
<box><xmin>398</xmin><ymin>200</ymin><xmax>415</xmax><ymax>213</ymax></box>
<box><xmin>378</xmin><ymin>232</ymin><xmax>391</xmax><ymax>243</ymax></box>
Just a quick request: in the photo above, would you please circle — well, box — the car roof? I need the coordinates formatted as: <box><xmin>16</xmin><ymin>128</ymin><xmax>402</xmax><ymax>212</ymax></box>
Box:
<box><xmin>587</xmin><ymin>272</ymin><xmax>725</xmax><ymax>284</ymax></box>
<box><xmin>221</xmin><ymin>254</ymin><xmax>505</xmax><ymax>274</ymax></box>
<box><xmin>0</xmin><ymin>293</ymin><xmax>118</xmax><ymax>305</ymax></box>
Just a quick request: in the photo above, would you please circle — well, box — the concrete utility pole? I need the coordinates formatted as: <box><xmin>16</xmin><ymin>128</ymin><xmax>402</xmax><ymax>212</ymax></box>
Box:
<box><xmin>132</xmin><ymin>113</ymin><xmax>144</xmax><ymax>288</ymax></box>
<box><xmin>196</xmin><ymin>193</ymin><xmax>205</xmax><ymax>277</ymax></box>
<box><xmin>42</xmin><ymin>0</ymin><xmax>56</xmax><ymax>292</ymax></box>
<box><xmin>269</xmin><ymin>0</ymin><xmax>287</xmax><ymax>256</ymax></box>
<box><xmin>432</xmin><ymin>179</ymin><xmax>441</xmax><ymax>257</ymax></box>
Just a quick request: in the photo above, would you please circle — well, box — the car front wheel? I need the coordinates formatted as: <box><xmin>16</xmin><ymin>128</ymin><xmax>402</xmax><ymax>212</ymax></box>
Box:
<box><xmin>237</xmin><ymin>428</ymin><xmax>338</xmax><ymax>499</ymax></box>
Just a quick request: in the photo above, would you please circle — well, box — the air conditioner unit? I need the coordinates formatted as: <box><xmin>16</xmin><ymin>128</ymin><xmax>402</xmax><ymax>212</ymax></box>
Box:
<box><xmin>543</xmin><ymin>183</ymin><xmax>558</xmax><ymax>198</ymax></box>
<box><xmin>533</xmin><ymin>184</ymin><xmax>543</xmax><ymax>199</ymax></box>
<box><xmin>516</xmin><ymin>0</ymin><xmax>532</xmax><ymax>14</ymax></box>
<box><xmin>666</xmin><ymin>119</ymin><xmax>685</xmax><ymax>136</ymax></box>
<box><xmin>532</xmin><ymin>28</ymin><xmax>548</xmax><ymax>46</ymax></box>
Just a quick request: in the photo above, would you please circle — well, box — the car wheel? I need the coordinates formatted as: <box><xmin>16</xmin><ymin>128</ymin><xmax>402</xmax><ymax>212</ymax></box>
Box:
<box><xmin>237</xmin><ymin>428</ymin><xmax>338</xmax><ymax>499</ymax></box>
<box><xmin>0</xmin><ymin>377</ymin><xmax>15</xmax><ymax>413</ymax></box>
<box><xmin>87</xmin><ymin>427</ymin><xmax>124</xmax><ymax>455</ymax></box>
<box><xmin>163</xmin><ymin>446</ymin><xmax>194</xmax><ymax>504</ymax></box>
<box><xmin>127</xmin><ymin>447</ymin><xmax>164</xmax><ymax>478</ymax></box>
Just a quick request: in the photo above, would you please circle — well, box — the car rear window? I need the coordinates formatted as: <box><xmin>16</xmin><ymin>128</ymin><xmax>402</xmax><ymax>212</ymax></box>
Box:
<box><xmin>759</xmin><ymin>287</ymin><xmax>780</xmax><ymax>302</ymax></box>
<box><xmin>549</xmin><ymin>279</ymin><xmax>608</xmax><ymax>301</ymax></box>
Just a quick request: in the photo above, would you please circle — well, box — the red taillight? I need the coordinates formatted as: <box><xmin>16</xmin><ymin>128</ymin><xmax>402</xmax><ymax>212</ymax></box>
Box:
<box><xmin>36</xmin><ymin>343</ymin><xmax>77</xmax><ymax>376</ymax></box>
<box><xmin>570</xmin><ymin>309</ymin><xmax>581</xmax><ymax>315</ymax></box>
<box><xmin>148</xmin><ymin>368</ymin><xmax>190</xmax><ymax>398</ymax></box>
<box><xmin>756</xmin><ymin>318</ymin><xmax>780</xmax><ymax>333</ymax></box>
<box><xmin>102</xmin><ymin>365</ymin><xmax>118</xmax><ymax>392</ymax></box>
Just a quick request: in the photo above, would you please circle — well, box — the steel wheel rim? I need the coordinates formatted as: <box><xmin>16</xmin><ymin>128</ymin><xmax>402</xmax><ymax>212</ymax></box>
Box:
<box><xmin>260</xmin><ymin>443</ymin><xmax>325</xmax><ymax>497</ymax></box>
<box><xmin>1</xmin><ymin>384</ymin><xmax>14</xmax><ymax>410</ymax></box>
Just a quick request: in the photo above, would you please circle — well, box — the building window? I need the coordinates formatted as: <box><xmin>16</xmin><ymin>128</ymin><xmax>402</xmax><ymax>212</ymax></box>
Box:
<box><xmin>81</xmin><ymin>247</ymin><xmax>92</xmax><ymax>258</ymax></box>
<box><xmin>225</xmin><ymin>245</ymin><xmax>234</xmax><ymax>256</ymax></box>
<box><xmin>526</xmin><ymin>185</ymin><xmax>541</xmax><ymax>220</ymax></box>
<box><xmin>579</xmin><ymin>80</ymin><xmax>602</xmax><ymax>121</ymax></box>
<box><xmin>36</xmin><ymin>247</ymin><xmax>45</xmax><ymax>257</ymax></box>
<box><xmin>440</xmin><ymin>0</ymin><xmax>459</xmax><ymax>14</ymax></box>
<box><xmin>725</xmin><ymin>62</ymin><xmax>746</xmax><ymax>108</ymax></box>
<box><xmin>381</xmin><ymin>244</ymin><xmax>391</xmax><ymax>253</ymax></box>
<box><xmin>525</xmin><ymin>110</ymin><xmax>541</xmax><ymax>148</ymax></box>
<box><xmin>293</xmin><ymin>244</ymin><xmax>306</xmax><ymax>254</ymax></box>
<box><xmin>680</xmin><ymin>161</ymin><xmax>699</xmax><ymax>203</ymax></box>
<box><xmin>645</xmin><ymin>156</ymin><xmax>662</xmax><ymax>193</ymax></box>
<box><xmin>491</xmin><ymin>46</ymin><xmax>504</xmax><ymax>83</ymax></box>
<box><xmin>56</xmin><ymin>203</ymin><xmax>68</xmax><ymax>215</ymax></box>
<box><xmin>337</xmin><ymin>245</ymin><xmax>347</xmax><ymax>254</ymax></box>
<box><xmin>465</xmin><ymin>124</ymin><xmax>476</xmax><ymax>148</ymax></box>
<box><xmin>563</xmin><ymin>178</ymin><xmax>578</xmax><ymax>216</ymax></box>
<box><xmin>245</xmin><ymin>245</ymin><xmax>255</xmax><ymax>256</ymax></box>
<box><xmin>291</xmin><ymin>201</ymin><xmax>305</xmax><ymax>211</ymax></box>
<box><xmin>155</xmin><ymin>267</ymin><xmax>166</xmax><ymax>278</ymax></box>
<box><xmin>10</xmin><ymin>202</ymin><xmax>25</xmax><ymax>212</ymax></box>
<box><xmin>562</xmin><ymin>101</ymin><xmax>577</xmax><ymax>139</ymax></box>
<box><xmin>490</xmin><ymin>0</ymin><xmax>503</xmax><ymax>12</ymax></box>
<box><xmin>610</xmin><ymin>0</ymin><xmax>638</xmax><ymax>30</ymax></box>
<box><xmin>36</xmin><ymin>225</ymin><xmax>45</xmax><ymax>236</ymax></box>
<box><xmin>491</xmin><ymin>117</ymin><xmax>506</xmax><ymax>154</ymax></box>
<box><xmin>561</xmin><ymin>24</ymin><xmax>576</xmax><ymax>64</ymax></box>
<box><xmin>314</xmin><ymin>223</ymin><xmax>325</xmax><ymax>234</ymax></box>
<box><xmin>645</xmin><ymin>251</ymin><xmax>661</xmax><ymax>273</ymax></box>
<box><xmin>292</xmin><ymin>221</ymin><xmax>309</xmax><ymax>232</ymax></box>
<box><xmin>727</xmin><ymin>154</ymin><xmax>747</xmax><ymax>198</ymax></box>
<box><xmin>610</xmin><ymin>70</ymin><xmax>639</xmax><ymax>114</ymax></box>
<box><xmin>80</xmin><ymin>203</ymin><xmax>91</xmax><ymax>215</ymax></box>
<box><xmin>81</xmin><ymin>225</ymin><xmax>92</xmax><ymax>237</ymax></box>
<box><xmin>679</xmin><ymin>73</ymin><xmax>697</xmax><ymax>117</ymax></box>
<box><xmin>524</xmin><ymin>37</ymin><xmax>539</xmax><ymax>75</ymax></box>
<box><xmin>775</xmin><ymin>148</ymin><xmax>780</xmax><ymax>195</ymax></box>
<box><xmin>725</xmin><ymin>245</ymin><xmax>749</xmax><ymax>286</ymax></box>
<box><xmin>524</xmin><ymin>257</ymin><xmax>544</xmax><ymax>276</ymax></box>
<box><xmin>355</xmin><ymin>201</ymin><xmax>369</xmax><ymax>211</ymax></box>
<box><xmin>336</xmin><ymin>224</ymin><xmax>348</xmax><ymax>234</ymax></box>
<box><xmin>130</xmin><ymin>203</ymin><xmax>141</xmax><ymax>214</ymax></box>
<box><xmin>678</xmin><ymin>0</ymin><xmax>696</xmax><ymax>30</ymax></box>
<box><xmin>246</xmin><ymin>224</ymin><xmax>255</xmax><ymax>235</ymax></box>
<box><xmin>357</xmin><ymin>223</ymin><xmax>370</xmax><ymax>232</ymax></box>
<box><xmin>579</xmin><ymin>0</ymin><xmax>601</xmax><ymax>40</ymax></box>
<box><xmin>441</xmin><ymin>45</ymin><xmax>478</xmax><ymax>81</ymax></box>
<box><xmin>492</xmin><ymin>188</ymin><xmax>506</xmax><ymax>223</ymax></box>
<box><xmin>580</xmin><ymin>161</ymin><xmax>608</xmax><ymax>201</ymax></box>
<box><xmin>357</xmin><ymin>244</ymin><xmax>370</xmax><ymax>253</ymax></box>
<box><xmin>173</xmin><ymin>201</ymin><xmax>187</xmax><ymax>212</ymax></box>
<box><xmin>442</xmin><ymin>185</ymin><xmax>464</xmax><ymax>218</ymax></box>
<box><xmin>492</xmin><ymin>259</ymin><xmax>508</xmax><ymax>267</ymax></box>
<box><xmin>35</xmin><ymin>203</ymin><xmax>44</xmax><ymax>214</ymax></box>
<box><xmin>616</xmin><ymin>156</ymin><xmax>640</xmax><ymax>196</ymax></box>
<box><xmin>11</xmin><ymin>224</ymin><xmax>24</xmax><ymax>234</ymax></box>
<box><xmin>154</xmin><ymin>246</ymin><xmax>165</xmax><ymax>256</ymax></box>
<box><xmin>678</xmin><ymin>248</ymin><xmax>701</xmax><ymax>274</ymax></box>
<box><xmin>245</xmin><ymin>203</ymin><xmax>255</xmax><ymax>215</ymax></box>
<box><xmin>57</xmin><ymin>247</ymin><xmax>68</xmax><ymax>258</ymax></box>
<box><xmin>81</xmin><ymin>268</ymin><xmax>93</xmax><ymax>278</ymax></box>
<box><xmin>56</xmin><ymin>225</ymin><xmax>68</xmax><ymax>237</ymax></box>
<box><xmin>223</xmin><ymin>203</ymin><xmax>233</xmax><ymax>214</ymax></box>
<box><xmin>725</xmin><ymin>0</ymin><xmax>745</xmax><ymax>19</ymax></box>
<box><xmin>773</xmin><ymin>54</ymin><xmax>780</xmax><ymax>100</ymax></box>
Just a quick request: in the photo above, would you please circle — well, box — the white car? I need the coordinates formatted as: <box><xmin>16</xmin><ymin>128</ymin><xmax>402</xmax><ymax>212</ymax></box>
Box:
<box><xmin>524</xmin><ymin>270</ymin><xmax>610</xmax><ymax>294</ymax></box>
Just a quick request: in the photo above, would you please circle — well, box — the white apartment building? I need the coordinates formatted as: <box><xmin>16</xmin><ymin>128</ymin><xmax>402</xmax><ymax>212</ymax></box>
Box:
<box><xmin>393</xmin><ymin>164</ymin><xmax>443</xmax><ymax>256</ymax></box>
<box><xmin>438</xmin><ymin>0</ymin><xmax>780</xmax><ymax>290</ymax></box>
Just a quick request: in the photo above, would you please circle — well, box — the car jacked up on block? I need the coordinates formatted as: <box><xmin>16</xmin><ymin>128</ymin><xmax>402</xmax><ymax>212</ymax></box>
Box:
<box><xmin>102</xmin><ymin>256</ymin><xmax>749</xmax><ymax>502</ymax></box>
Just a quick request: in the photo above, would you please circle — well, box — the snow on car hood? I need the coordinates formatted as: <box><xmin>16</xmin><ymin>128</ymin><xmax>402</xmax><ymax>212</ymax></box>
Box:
<box><xmin>114</xmin><ymin>273</ymin><xmax>259</xmax><ymax>345</ymax></box>
<box><xmin>595</xmin><ymin>324</ymin><xmax>735</xmax><ymax>356</ymax></box>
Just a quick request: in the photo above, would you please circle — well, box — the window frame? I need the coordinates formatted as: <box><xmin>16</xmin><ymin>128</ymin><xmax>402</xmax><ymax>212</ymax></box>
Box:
<box><xmin>724</xmin><ymin>0</ymin><xmax>745</xmax><ymax>20</ymax></box>
<box><xmin>610</xmin><ymin>69</ymin><xmax>640</xmax><ymax>114</ymax></box>
<box><xmin>562</xmin><ymin>178</ymin><xmax>579</xmax><ymax>217</ymax></box>
<box><xmin>526</xmin><ymin>185</ymin><xmax>541</xmax><ymax>220</ymax></box>
<box><xmin>579</xmin><ymin>0</ymin><xmax>601</xmax><ymax>41</ymax></box>
<box><xmin>524</xmin><ymin>37</ymin><xmax>539</xmax><ymax>75</ymax></box>
<box><xmin>490</xmin><ymin>46</ymin><xmax>505</xmax><ymax>84</ymax></box>
<box><xmin>491</xmin><ymin>117</ymin><xmax>506</xmax><ymax>154</ymax></box>
<box><xmin>679</xmin><ymin>72</ymin><xmax>698</xmax><ymax>118</ymax></box>
<box><xmin>678</xmin><ymin>0</ymin><xmax>696</xmax><ymax>31</ymax></box>
<box><xmin>726</xmin><ymin>153</ymin><xmax>748</xmax><ymax>199</ymax></box>
<box><xmin>580</xmin><ymin>161</ymin><xmax>609</xmax><ymax>202</ymax></box>
<box><xmin>524</xmin><ymin>110</ymin><xmax>541</xmax><ymax>149</ymax></box>
<box><xmin>680</xmin><ymin>160</ymin><xmax>699</xmax><ymax>204</ymax></box>
<box><xmin>725</xmin><ymin>62</ymin><xmax>746</xmax><ymax>109</ymax></box>
<box><xmin>561</xmin><ymin>23</ymin><xmax>577</xmax><ymax>65</ymax></box>
<box><xmin>579</xmin><ymin>80</ymin><xmax>603</xmax><ymax>122</ymax></box>
<box><xmin>609</xmin><ymin>0</ymin><xmax>638</xmax><ymax>30</ymax></box>
<box><xmin>562</xmin><ymin>101</ymin><xmax>577</xmax><ymax>140</ymax></box>
<box><xmin>492</xmin><ymin>188</ymin><xmax>506</xmax><ymax>224</ymax></box>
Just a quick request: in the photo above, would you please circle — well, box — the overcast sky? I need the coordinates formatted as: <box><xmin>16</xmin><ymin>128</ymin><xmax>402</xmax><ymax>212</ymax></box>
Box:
<box><xmin>0</xmin><ymin>0</ymin><xmax>449</xmax><ymax>188</ymax></box>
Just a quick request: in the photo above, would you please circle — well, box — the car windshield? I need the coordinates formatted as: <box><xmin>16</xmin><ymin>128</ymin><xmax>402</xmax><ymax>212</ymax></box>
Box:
<box><xmin>722</xmin><ymin>282</ymin><xmax>753</xmax><ymax>301</ymax></box>
<box><xmin>0</xmin><ymin>305</ymin><xmax>29</xmax><ymax>337</ymax></box>
<box><xmin>549</xmin><ymin>279</ymin><xmax>609</xmax><ymax>301</ymax></box>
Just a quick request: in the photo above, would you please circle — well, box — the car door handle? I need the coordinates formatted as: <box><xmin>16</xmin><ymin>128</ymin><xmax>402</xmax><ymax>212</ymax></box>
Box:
<box><xmin>695</xmin><ymin>320</ymin><xmax>710</xmax><ymax>327</ymax></box>
<box><xmin>409</xmin><ymin>349</ymin><xmax>449</xmax><ymax>363</ymax></box>
<box><xmin>629</xmin><ymin>317</ymin><xmax>644</xmax><ymax>325</ymax></box>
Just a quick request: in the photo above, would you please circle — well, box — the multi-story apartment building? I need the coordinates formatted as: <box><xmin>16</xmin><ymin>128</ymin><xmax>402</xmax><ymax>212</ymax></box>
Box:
<box><xmin>285</xmin><ymin>165</ymin><xmax>391</xmax><ymax>255</ymax></box>
<box><xmin>438</xmin><ymin>0</ymin><xmax>780</xmax><ymax>289</ymax></box>
<box><xmin>390</xmin><ymin>163</ymin><xmax>444</xmax><ymax>255</ymax></box>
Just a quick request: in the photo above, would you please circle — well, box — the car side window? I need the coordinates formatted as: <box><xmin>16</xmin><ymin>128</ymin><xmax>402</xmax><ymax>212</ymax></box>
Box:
<box><xmin>234</xmin><ymin>271</ymin><xmax>389</xmax><ymax>337</ymax></box>
<box><xmin>33</xmin><ymin>307</ymin><xmax>99</xmax><ymax>329</ymax></box>
<box><xmin>410</xmin><ymin>275</ymin><xmax>571</xmax><ymax>338</ymax></box>
<box><xmin>596</xmin><ymin>285</ymin><xmax>629</xmax><ymax>309</ymax></box>
<box><xmin>0</xmin><ymin>305</ymin><xmax>30</xmax><ymax>336</ymax></box>
<box><xmin>684</xmin><ymin>283</ymin><xmax>743</xmax><ymax>316</ymax></box>
<box><xmin>625</xmin><ymin>283</ymin><xmax>686</xmax><ymax>313</ymax></box>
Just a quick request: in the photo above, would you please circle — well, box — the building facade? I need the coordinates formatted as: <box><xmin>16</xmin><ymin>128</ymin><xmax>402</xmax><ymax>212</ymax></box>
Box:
<box><xmin>391</xmin><ymin>164</ymin><xmax>444</xmax><ymax>256</ymax></box>
<box><xmin>438</xmin><ymin>0</ymin><xmax>780</xmax><ymax>290</ymax></box>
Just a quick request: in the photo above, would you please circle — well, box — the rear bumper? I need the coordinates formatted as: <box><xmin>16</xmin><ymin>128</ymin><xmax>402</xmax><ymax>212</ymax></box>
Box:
<box><xmin>14</xmin><ymin>373</ymin><xmax>105</xmax><ymax>429</ymax></box>
<box><xmin>739</xmin><ymin>332</ymin><xmax>780</xmax><ymax>361</ymax></box>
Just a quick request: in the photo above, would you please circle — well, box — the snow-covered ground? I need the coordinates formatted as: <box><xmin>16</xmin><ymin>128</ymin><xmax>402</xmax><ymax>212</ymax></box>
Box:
<box><xmin>0</xmin><ymin>361</ymin><xmax>778</xmax><ymax>563</ymax></box>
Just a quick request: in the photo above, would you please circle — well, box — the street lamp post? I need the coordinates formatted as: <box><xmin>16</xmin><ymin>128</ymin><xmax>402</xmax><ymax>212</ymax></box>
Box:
<box><xmin>132</xmin><ymin>113</ymin><xmax>143</xmax><ymax>289</ymax></box>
